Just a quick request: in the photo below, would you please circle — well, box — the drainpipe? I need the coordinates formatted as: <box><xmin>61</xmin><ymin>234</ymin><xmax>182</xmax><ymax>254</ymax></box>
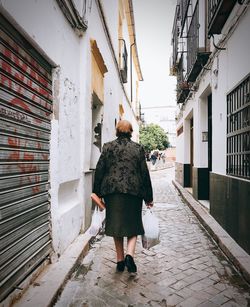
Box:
<box><xmin>130</xmin><ymin>42</ymin><xmax>135</xmax><ymax>102</ymax></box>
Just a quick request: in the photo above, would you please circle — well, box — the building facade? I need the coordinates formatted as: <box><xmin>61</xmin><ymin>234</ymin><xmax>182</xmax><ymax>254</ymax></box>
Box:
<box><xmin>0</xmin><ymin>0</ymin><xmax>142</xmax><ymax>302</ymax></box>
<box><xmin>171</xmin><ymin>0</ymin><xmax>250</xmax><ymax>254</ymax></box>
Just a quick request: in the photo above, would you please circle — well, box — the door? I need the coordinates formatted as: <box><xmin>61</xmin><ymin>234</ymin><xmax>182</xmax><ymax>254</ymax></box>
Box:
<box><xmin>0</xmin><ymin>14</ymin><xmax>52</xmax><ymax>301</ymax></box>
<box><xmin>208</xmin><ymin>94</ymin><xmax>212</xmax><ymax>172</ymax></box>
<box><xmin>207</xmin><ymin>94</ymin><xmax>212</xmax><ymax>199</ymax></box>
<box><xmin>190</xmin><ymin>117</ymin><xmax>194</xmax><ymax>187</ymax></box>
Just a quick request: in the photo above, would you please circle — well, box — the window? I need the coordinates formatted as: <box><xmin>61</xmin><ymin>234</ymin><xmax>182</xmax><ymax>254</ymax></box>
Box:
<box><xmin>227</xmin><ymin>74</ymin><xmax>250</xmax><ymax>179</ymax></box>
<box><xmin>119</xmin><ymin>39</ymin><xmax>128</xmax><ymax>83</ymax></box>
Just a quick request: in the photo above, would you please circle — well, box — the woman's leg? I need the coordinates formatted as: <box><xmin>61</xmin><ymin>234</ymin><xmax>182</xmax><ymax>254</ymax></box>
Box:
<box><xmin>125</xmin><ymin>236</ymin><xmax>137</xmax><ymax>273</ymax></box>
<box><xmin>113</xmin><ymin>237</ymin><xmax>124</xmax><ymax>262</ymax></box>
<box><xmin>127</xmin><ymin>236</ymin><xmax>137</xmax><ymax>257</ymax></box>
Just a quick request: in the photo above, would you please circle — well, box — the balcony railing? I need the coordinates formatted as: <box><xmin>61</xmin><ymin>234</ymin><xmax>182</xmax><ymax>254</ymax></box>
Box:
<box><xmin>208</xmin><ymin>0</ymin><xmax>237</xmax><ymax>36</ymax></box>
<box><xmin>119</xmin><ymin>39</ymin><xmax>128</xmax><ymax>83</ymax></box>
<box><xmin>176</xmin><ymin>55</ymin><xmax>191</xmax><ymax>104</ymax></box>
<box><xmin>172</xmin><ymin>5</ymin><xmax>180</xmax><ymax>66</ymax></box>
<box><xmin>180</xmin><ymin>0</ymin><xmax>190</xmax><ymax>34</ymax></box>
<box><xmin>186</xmin><ymin>2</ymin><xmax>210</xmax><ymax>82</ymax></box>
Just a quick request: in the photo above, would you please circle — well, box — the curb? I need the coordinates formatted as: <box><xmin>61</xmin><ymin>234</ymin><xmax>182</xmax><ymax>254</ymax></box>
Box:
<box><xmin>13</xmin><ymin>231</ymin><xmax>93</xmax><ymax>307</ymax></box>
<box><xmin>173</xmin><ymin>180</ymin><xmax>250</xmax><ymax>284</ymax></box>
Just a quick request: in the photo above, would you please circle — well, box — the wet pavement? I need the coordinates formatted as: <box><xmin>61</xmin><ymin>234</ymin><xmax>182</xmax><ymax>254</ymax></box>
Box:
<box><xmin>54</xmin><ymin>167</ymin><xmax>250</xmax><ymax>307</ymax></box>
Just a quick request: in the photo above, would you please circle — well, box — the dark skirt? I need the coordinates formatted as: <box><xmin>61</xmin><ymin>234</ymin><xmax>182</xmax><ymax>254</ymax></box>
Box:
<box><xmin>104</xmin><ymin>193</ymin><xmax>144</xmax><ymax>237</ymax></box>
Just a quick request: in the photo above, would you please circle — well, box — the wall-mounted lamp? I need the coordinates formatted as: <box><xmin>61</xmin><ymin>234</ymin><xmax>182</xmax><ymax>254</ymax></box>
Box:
<box><xmin>202</xmin><ymin>131</ymin><xmax>208</xmax><ymax>142</ymax></box>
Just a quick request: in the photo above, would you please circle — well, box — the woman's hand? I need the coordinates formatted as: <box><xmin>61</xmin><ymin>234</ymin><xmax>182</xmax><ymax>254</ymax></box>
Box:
<box><xmin>146</xmin><ymin>202</ymin><xmax>153</xmax><ymax>208</ymax></box>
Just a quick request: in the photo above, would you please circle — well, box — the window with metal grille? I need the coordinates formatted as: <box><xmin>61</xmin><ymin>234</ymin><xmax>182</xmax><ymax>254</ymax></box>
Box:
<box><xmin>227</xmin><ymin>74</ymin><xmax>250</xmax><ymax>179</ymax></box>
<box><xmin>119</xmin><ymin>39</ymin><xmax>128</xmax><ymax>83</ymax></box>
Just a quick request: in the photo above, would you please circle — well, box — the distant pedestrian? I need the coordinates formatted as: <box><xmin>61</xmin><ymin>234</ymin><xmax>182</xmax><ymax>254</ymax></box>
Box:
<box><xmin>150</xmin><ymin>153</ymin><xmax>157</xmax><ymax>165</ymax></box>
<box><xmin>93</xmin><ymin>120</ymin><xmax>153</xmax><ymax>274</ymax></box>
<box><xmin>161</xmin><ymin>152</ymin><xmax>166</xmax><ymax>163</ymax></box>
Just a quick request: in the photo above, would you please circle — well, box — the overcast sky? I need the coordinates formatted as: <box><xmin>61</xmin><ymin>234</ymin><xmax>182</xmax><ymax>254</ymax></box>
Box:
<box><xmin>133</xmin><ymin>0</ymin><xmax>177</xmax><ymax>111</ymax></box>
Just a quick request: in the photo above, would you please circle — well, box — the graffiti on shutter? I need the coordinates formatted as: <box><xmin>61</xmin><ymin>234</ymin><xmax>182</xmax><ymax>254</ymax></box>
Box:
<box><xmin>0</xmin><ymin>13</ymin><xmax>53</xmax><ymax>301</ymax></box>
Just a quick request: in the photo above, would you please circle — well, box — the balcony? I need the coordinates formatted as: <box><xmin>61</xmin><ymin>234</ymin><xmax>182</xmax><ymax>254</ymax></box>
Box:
<box><xmin>208</xmin><ymin>0</ymin><xmax>237</xmax><ymax>36</ymax></box>
<box><xmin>180</xmin><ymin>0</ymin><xmax>190</xmax><ymax>35</ymax></box>
<box><xmin>172</xmin><ymin>5</ymin><xmax>181</xmax><ymax>67</ymax></box>
<box><xmin>186</xmin><ymin>3</ymin><xmax>211</xmax><ymax>82</ymax></box>
<box><xmin>176</xmin><ymin>55</ymin><xmax>191</xmax><ymax>104</ymax></box>
<box><xmin>177</xmin><ymin>81</ymin><xmax>192</xmax><ymax>104</ymax></box>
<box><xmin>119</xmin><ymin>39</ymin><xmax>128</xmax><ymax>83</ymax></box>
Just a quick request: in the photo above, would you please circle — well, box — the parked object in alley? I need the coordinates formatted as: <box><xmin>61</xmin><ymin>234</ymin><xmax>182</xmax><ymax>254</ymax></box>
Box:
<box><xmin>142</xmin><ymin>208</ymin><xmax>160</xmax><ymax>249</ymax></box>
<box><xmin>91</xmin><ymin>193</ymin><xmax>106</xmax><ymax>210</ymax></box>
<box><xmin>93</xmin><ymin>120</ymin><xmax>154</xmax><ymax>273</ymax></box>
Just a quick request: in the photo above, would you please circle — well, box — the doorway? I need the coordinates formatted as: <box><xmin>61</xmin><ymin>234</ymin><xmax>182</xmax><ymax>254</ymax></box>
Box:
<box><xmin>190</xmin><ymin>117</ymin><xmax>194</xmax><ymax>187</ymax></box>
<box><xmin>207</xmin><ymin>94</ymin><xmax>212</xmax><ymax>199</ymax></box>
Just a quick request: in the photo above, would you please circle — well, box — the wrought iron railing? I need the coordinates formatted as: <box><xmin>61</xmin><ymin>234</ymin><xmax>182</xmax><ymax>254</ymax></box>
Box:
<box><xmin>227</xmin><ymin>74</ymin><xmax>250</xmax><ymax>179</ymax></box>
<box><xmin>172</xmin><ymin>6</ymin><xmax>180</xmax><ymax>65</ymax></box>
<box><xmin>180</xmin><ymin>0</ymin><xmax>190</xmax><ymax>31</ymax></box>
<box><xmin>208</xmin><ymin>0</ymin><xmax>237</xmax><ymax>35</ymax></box>
<box><xmin>208</xmin><ymin>0</ymin><xmax>221</xmax><ymax>26</ymax></box>
<box><xmin>119</xmin><ymin>39</ymin><xmax>128</xmax><ymax>83</ymax></box>
<box><xmin>186</xmin><ymin>2</ymin><xmax>199</xmax><ymax>77</ymax></box>
<box><xmin>176</xmin><ymin>54</ymin><xmax>191</xmax><ymax>104</ymax></box>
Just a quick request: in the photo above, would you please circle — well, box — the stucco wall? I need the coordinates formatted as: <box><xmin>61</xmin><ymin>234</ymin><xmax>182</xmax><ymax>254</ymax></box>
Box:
<box><xmin>176</xmin><ymin>6</ymin><xmax>250</xmax><ymax>176</ymax></box>
<box><xmin>0</xmin><ymin>0</ymin><xmax>141</xmax><ymax>256</ymax></box>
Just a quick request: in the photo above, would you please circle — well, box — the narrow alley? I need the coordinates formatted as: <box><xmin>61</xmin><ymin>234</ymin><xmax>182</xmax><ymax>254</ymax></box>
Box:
<box><xmin>54</xmin><ymin>168</ymin><xmax>250</xmax><ymax>307</ymax></box>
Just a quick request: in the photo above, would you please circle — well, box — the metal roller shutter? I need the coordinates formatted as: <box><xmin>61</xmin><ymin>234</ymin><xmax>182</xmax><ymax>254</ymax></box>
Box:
<box><xmin>0</xmin><ymin>14</ymin><xmax>52</xmax><ymax>301</ymax></box>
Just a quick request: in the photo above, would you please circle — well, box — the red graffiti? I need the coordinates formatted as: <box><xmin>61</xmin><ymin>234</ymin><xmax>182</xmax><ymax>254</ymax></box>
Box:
<box><xmin>1</xmin><ymin>46</ymin><xmax>52</xmax><ymax>117</ymax></box>
<box><xmin>7</xmin><ymin>134</ymin><xmax>49</xmax><ymax>194</ymax></box>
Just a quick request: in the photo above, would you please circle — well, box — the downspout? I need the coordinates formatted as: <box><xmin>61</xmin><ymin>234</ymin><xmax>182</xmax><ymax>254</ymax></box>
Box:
<box><xmin>130</xmin><ymin>42</ymin><xmax>135</xmax><ymax>102</ymax></box>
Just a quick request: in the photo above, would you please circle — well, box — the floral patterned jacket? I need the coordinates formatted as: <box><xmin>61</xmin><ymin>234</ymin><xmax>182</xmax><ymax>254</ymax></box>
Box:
<box><xmin>93</xmin><ymin>136</ymin><xmax>153</xmax><ymax>203</ymax></box>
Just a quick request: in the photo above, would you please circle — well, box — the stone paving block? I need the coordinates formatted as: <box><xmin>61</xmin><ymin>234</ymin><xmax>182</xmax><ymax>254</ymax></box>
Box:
<box><xmin>188</xmin><ymin>280</ymin><xmax>212</xmax><ymax>291</ymax></box>
<box><xmin>209</xmin><ymin>292</ymin><xmax>231</xmax><ymax>306</ymax></box>
<box><xmin>192</xmin><ymin>290</ymin><xmax>213</xmax><ymax>301</ymax></box>
<box><xmin>157</xmin><ymin>276</ymin><xmax>178</xmax><ymax>287</ymax></box>
<box><xmin>204</xmin><ymin>285</ymin><xmax>223</xmax><ymax>296</ymax></box>
<box><xmin>183</xmin><ymin>267</ymin><xmax>198</xmax><ymax>276</ymax></box>
<box><xmin>166</xmin><ymin>293</ymin><xmax>185</xmax><ymax>306</ymax></box>
<box><xmin>213</xmin><ymin>282</ymin><xmax>228</xmax><ymax>291</ymax></box>
<box><xmin>176</xmin><ymin>296</ymin><xmax>202</xmax><ymax>307</ymax></box>
<box><xmin>174</xmin><ymin>287</ymin><xmax>195</xmax><ymax>300</ymax></box>
<box><xmin>145</xmin><ymin>282</ymin><xmax>174</xmax><ymax>298</ymax></box>
<box><xmin>183</xmin><ymin>273</ymin><xmax>204</xmax><ymax>285</ymax></box>
<box><xmin>197</xmin><ymin>301</ymin><xmax>220</xmax><ymax>307</ymax></box>
<box><xmin>170</xmin><ymin>280</ymin><xmax>189</xmax><ymax>291</ymax></box>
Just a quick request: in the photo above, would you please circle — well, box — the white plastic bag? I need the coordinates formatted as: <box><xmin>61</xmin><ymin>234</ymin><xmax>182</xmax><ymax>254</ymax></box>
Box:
<box><xmin>142</xmin><ymin>208</ymin><xmax>160</xmax><ymax>249</ymax></box>
<box><xmin>88</xmin><ymin>206</ymin><xmax>103</xmax><ymax>236</ymax></box>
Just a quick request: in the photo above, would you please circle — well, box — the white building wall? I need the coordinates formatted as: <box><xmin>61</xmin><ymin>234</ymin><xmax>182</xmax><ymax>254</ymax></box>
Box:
<box><xmin>176</xmin><ymin>4</ymin><xmax>250</xmax><ymax>176</ymax></box>
<box><xmin>0</xmin><ymin>0</ymin><xmax>85</xmax><ymax>254</ymax></box>
<box><xmin>1</xmin><ymin>0</ymin><xmax>141</xmax><ymax>256</ymax></box>
<box><xmin>211</xmin><ymin>6</ymin><xmax>250</xmax><ymax>174</ymax></box>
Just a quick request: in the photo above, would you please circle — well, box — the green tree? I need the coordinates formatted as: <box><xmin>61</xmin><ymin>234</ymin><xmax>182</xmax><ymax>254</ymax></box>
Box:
<box><xmin>139</xmin><ymin>123</ymin><xmax>169</xmax><ymax>153</ymax></box>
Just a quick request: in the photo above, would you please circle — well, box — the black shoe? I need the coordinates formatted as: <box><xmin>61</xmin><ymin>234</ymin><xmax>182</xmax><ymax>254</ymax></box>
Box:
<box><xmin>116</xmin><ymin>260</ymin><xmax>125</xmax><ymax>272</ymax></box>
<box><xmin>124</xmin><ymin>255</ymin><xmax>137</xmax><ymax>273</ymax></box>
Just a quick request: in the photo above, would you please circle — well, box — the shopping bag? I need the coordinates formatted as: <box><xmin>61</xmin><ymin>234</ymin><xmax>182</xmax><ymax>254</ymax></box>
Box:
<box><xmin>88</xmin><ymin>206</ymin><xmax>103</xmax><ymax>236</ymax></box>
<box><xmin>142</xmin><ymin>208</ymin><xmax>160</xmax><ymax>249</ymax></box>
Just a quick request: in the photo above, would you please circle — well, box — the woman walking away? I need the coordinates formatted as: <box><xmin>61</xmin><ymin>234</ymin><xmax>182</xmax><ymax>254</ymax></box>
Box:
<box><xmin>93</xmin><ymin>120</ymin><xmax>153</xmax><ymax>274</ymax></box>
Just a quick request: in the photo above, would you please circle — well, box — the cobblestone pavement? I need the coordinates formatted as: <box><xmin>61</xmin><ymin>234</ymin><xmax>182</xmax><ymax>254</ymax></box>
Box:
<box><xmin>55</xmin><ymin>168</ymin><xmax>250</xmax><ymax>307</ymax></box>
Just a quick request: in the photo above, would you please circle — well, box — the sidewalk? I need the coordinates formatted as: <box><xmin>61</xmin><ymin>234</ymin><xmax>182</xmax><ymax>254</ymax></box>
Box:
<box><xmin>173</xmin><ymin>179</ymin><xmax>250</xmax><ymax>284</ymax></box>
<box><xmin>13</xmin><ymin>168</ymin><xmax>250</xmax><ymax>307</ymax></box>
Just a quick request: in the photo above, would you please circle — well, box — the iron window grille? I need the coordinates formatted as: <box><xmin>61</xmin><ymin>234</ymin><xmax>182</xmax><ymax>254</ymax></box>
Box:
<box><xmin>227</xmin><ymin>74</ymin><xmax>250</xmax><ymax>179</ymax></box>
<box><xmin>119</xmin><ymin>39</ymin><xmax>128</xmax><ymax>83</ymax></box>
